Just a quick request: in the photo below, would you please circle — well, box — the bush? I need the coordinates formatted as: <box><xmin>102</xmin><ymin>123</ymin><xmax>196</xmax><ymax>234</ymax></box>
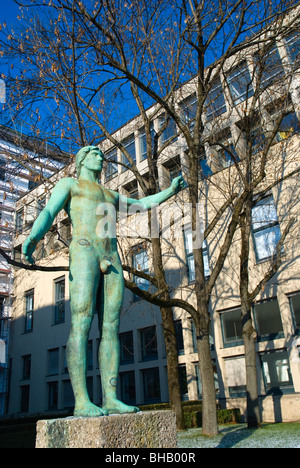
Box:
<box><xmin>217</xmin><ymin>408</ymin><xmax>241</xmax><ymax>425</ymax></box>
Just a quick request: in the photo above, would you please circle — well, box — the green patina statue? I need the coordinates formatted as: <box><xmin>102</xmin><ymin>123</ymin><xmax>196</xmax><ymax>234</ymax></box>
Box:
<box><xmin>23</xmin><ymin>146</ymin><xmax>185</xmax><ymax>418</ymax></box>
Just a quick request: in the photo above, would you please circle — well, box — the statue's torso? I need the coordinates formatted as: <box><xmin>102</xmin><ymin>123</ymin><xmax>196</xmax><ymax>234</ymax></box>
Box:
<box><xmin>67</xmin><ymin>179</ymin><xmax>119</xmax><ymax>260</ymax></box>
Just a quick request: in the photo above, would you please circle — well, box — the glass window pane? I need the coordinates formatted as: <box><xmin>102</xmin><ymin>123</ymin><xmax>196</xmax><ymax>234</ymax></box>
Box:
<box><xmin>260</xmin><ymin>350</ymin><xmax>293</xmax><ymax>394</ymax></box>
<box><xmin>139</xmin><ymin>124</ymin><xmax>155</xmax><ymax>161</ymax></box>
<box><xmin>228</xmin><ymin>60</ymin><xmax>254</xmax><ymax>105</ymax></box>
<box><xmin>48</xmin><ymin>348</ymin><xmax>59</xmax><ymax>375</ymax></box>
<box><xmin>140</xmin><ymin>326</ymin><xmax>158</xmax><ymax>361</ymax></box>
<box><xmin>120</xmin><ymin>331</ymin><xmax>134</xmax><ymax>364</ymax></box>
<box><xmin>285</xmin><ymin>31</ymin><xmax>300</xmax><ymax>69</ymax></box>
<box><xmin>252</xmin><ymin>196</ymin><xmax>278</xmax><ymax>229</ymax></box>
<box><xmin>255</xmin><ymin>46</ymin><xmax>285</xmax><ymax>88</ymax></box>
<box><xmin>289</xmin><ymin>294</ymin><xmax>300</xmax><ymax>330</ymax></box>
<box><xmin>142</xmin><ymin>367</ymin><xmax>161</xmax><ymax>403</ymax></box>
<box><xmin>120</xmin><ymin>371</ymin><xmax>136</xmax><ymax>405</ymax></box>
<box><xmin>133</xmin><ymin>249</ymin><xmax>150</xmax><ymax>292</ymax></box>
<box><xmin>205</xmin><ymin>78</ymin><xmax>227</xmax><ymax>121</ymax></box>
<box><xmin>105</xmin><ymin>148</ymin><xmax>118</xmax><ymax>181</ymax></box>
<box><xmin>276</xmin><ymin>112</ymin><xmax>300</xmax><ymax>141</ymax></box>
<box><xmin>254</xmin><ymin>299</ymin><xmax>283</xmax><ymax>339</ymax></box>
<box><xmin>220</xmin><ymin>308</ymin><xmax>243</xmax><ymax>345</ymax></box>
<box><xmin>253</xmin><ymin>224</ymin><xmax>281</xmax><ymax>260</ymax></box>
<box><xmin>122</xmin><ymin>134</ymin><xmax>136</xmax><ymax>171</ymax></box>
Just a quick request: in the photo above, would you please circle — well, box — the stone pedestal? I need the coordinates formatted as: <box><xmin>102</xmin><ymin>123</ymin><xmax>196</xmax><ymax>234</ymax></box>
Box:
<box><xmin>35</xmin><ymin>410</ymin><xmax>177</xmax><ymax>448</ymax></box>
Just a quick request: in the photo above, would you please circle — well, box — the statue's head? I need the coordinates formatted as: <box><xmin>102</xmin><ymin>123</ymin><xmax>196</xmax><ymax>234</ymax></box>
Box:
<box><xmin>75</xmin><ymin>146</ymin><xmax>104</xmax><ymax>178</ymax></box>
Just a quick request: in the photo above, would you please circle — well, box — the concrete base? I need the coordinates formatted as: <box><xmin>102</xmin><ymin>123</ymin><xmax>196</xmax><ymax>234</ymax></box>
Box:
<box><xmin>35</xmin><ymin>410</ymin><xmax>177</xmax><ymax>448</ymax></box>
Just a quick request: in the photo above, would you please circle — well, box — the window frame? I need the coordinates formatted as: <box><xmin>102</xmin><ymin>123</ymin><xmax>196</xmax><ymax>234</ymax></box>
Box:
<box><xmin>251</xmin><ymin>194</ymin><xmax>281</xmax><ymax>263</ymax></box>
<box><xmin>24</xmin><ymin>289</ymin><xmax>34</xmax><ymax>333</ymax></box>
<box><xmin>54</xmin><ymin>277</ymin><xmax>66</xmax><ymax>325</ymax></box>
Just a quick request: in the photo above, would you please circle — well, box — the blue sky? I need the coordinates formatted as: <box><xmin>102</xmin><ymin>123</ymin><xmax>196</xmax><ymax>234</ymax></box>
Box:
<box><xmin>0</xmin><ymin>0</ymin><xmax>21</xmax><ymax>27</ymax></box>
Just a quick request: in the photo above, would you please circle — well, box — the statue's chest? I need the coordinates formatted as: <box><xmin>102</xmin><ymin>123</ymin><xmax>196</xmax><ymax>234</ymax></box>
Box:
<box><xmin>73</xmin><ymin>181</ymin><xmax>107</xmax><ymax>204</ymax></box>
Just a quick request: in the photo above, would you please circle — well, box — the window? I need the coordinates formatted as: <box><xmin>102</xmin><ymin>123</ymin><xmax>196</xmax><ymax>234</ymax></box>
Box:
<box><xmin>20</xmin><ymin>385</ymin><xmax>30</xmax><ymax>412</ymax></box>
<box><xmin>0</xmin><ymin>158</ymin><xmax>5</xmax><ymax>182</ymax></box>
<box><xmin>175</xmin><ymin>320</ymin><xmax>185</xmax><ymax>355</ymax></box>
<box><xmin>285</xmin><ymin>31</ymin><xmax>300</xmax><ymax>69</ymax></box>
<box><xmin>140</xmin><ymin>326</ymin><xmax>158</xmax><ymax>361</ymax></box>
<box><xmin>225</xmin><ymin>357</ymin><xmax>247</xmax><ymax>397</ymax></box>
<box><xmin>87</xmin><ymin>340</ymin><xmax>93</xmax><ymax>370</ymax></box>
<box><xmin>199</xmin><ymin>157</ymin><xmax>213</xmax><ymax>179</ymax></box>
<box><xmin>180</xmin><ymin>94</ymin><xmax>197</xmax><ymax>130</ymax></box>
<box><xmin>25</xmin><ymin>290</ymin><xmax>34</xmax><ymax>333</ymax></box>
<box><xmin>253</xmin><ymin>298</ymin><xmax>284</xmax><ymax>341</ymax></box>
<box><xmin>48</xmin><ymin>381</ymin><xmax>58</xmax><ymax>410</ymax></box>
<box><xmin>179</xmin><ymin>365</ymin><xmax>188</xmax><ymax>399</ymax></box>
<box><xmin>120</xmin><ymin>331</ymin><xmax>134</xmax><ymax>364</ymax></box>
<box><xmin>163</xmin><ymin>155</ymin><xmax>182</xmax><ymax>182</ymax></box>
<box><xmin>289</xmin><ymin>293</ymin><xmax>300</xmax><ymax>333</ymax></box>
<box><xmin>63</xmin><ymin>380</ymin><xmax>74</xmax><ymax>409</ymax></box>
<box><xmin>227</xmin><ymin>60</ymin><xmax>254</xmax><ymax>105</ymax></box>
<box><xmin>139</xmin><ymin>123</ymin><xmax>155</xmax><ymax>161</ymax></box>
<box><xmin>205</xmin><ymin>78</ymin><xmax>227</xmax><ymax>121</ymax></box>
<box><xmin>37</xmin><ymin>196</ymin><xmax>46</xmax><ymax>215</ymax></box>
<box><xmin>184</xmin><ymin>228</ymin><xmax>209</xmax><ymax>283</ymax></box>
<box><xmin>121</xmin><ymin>134</ymin><xmax>136</xmax><ymax>172</ymax></box>
<box><xmin>54</xmin><ymin>278</ymin><xmax>65</xmax><ymax>324</ymax></box>
<box><xmin>105</xmin><ymin>147</ymin><xmax>118</xmax><ymax>181</ymax></box>
<box><xmin>26</xmin><ymin>201</ymin><xmax>36</xmax><ymax>227</ymax></box>
<box><xmin>48</xmin><ymin>348</ymin><xmax>59</xmax><ymax>376</ymax></box>
<box><xmin>260</xmin><ymin>349</ymin><xmax>294</xmax><ymax>395</ymax></box>
<box><xmin>254</xmin><ymin>46</ymin><xmax>285</xmax><ymax>89</ymax></box>
<box><xmin>132</xmin><ymin>248</ymin><xmax>150</xmax><ymax>297</ymax></box>
<box><xmin>22</xmin><ymin>355</ymin><xmax>31</xmax><ymax>380</ymax></box>
<box><xmin>142</xmin><ymin>367</ymin><xmax>161</xmax><ymax>404</ymax></box>
<box><xmin>252</xmin><ymin>195</ymin><xmax>281</xmax><ymax>262</ymax></box>
<box><xmin>123</xmin><ymin>180</ymin><xmax>139</xmax><ymax>200</ymax></box>
<box><xmin>120</xmin><ymin>371</ymin><xmax>136</xmax><ymax>405</ymax></box>
<box><xmin>276</xmin><ymin>112</ymin><xmax>300</xmax><ymax>142</ymax></box>
<box><xmin>159</xmin><ymin>116</ymin><xmax>177</xmax><ymax>144</ymax></box>
<box><xmin>16</xmin><ymin>209</ymin><xmax>24</xmax><ymax>233</ymax></box>
<box><xmin>220</xmin><ymin>308</ymin><xmax>243</xmax><ymax>347</ymax></box>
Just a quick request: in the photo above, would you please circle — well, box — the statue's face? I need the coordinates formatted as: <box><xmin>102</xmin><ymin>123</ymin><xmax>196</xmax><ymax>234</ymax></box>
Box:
<box><xmin>82</xmin><ymin>148</ymin><xmax>104</xmax><ymax>174</ymax></box>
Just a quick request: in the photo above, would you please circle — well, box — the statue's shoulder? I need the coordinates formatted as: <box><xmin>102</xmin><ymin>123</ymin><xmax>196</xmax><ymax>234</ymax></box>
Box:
<box><xmin>55</xmin><ymin>177</ymin><xmax>77</xmax><ymax>191</ymax></box>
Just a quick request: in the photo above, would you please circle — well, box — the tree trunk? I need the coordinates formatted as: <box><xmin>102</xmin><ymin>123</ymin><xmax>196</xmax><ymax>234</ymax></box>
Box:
<box><xmin>195</xmin><ymin>311</ymin><xmax>218</xmax><ymax>436</ymax></box>
<box><xmin>242</xmin><ymin>311</ymin><xmax>261</xmax><ymax>428</ymax></box>
<box><xmin>240</xmin><ymin>197</ymin><xmax>261</xmax><ymax>429</ymax></box>
<box><xmin>161</xmin><ymin>306</ymin><xmax>185</xmax><ymax>430</ymax></box>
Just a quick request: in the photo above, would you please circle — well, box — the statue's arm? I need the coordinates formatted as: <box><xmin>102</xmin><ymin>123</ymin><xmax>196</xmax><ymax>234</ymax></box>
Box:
<box><xmin>23</xmin><ymin>178</ymin><xmax>74</xmax><ymax>264</ymax></box>
<box><xmin>120</xmin><ymin>175</ymin><xmax>186</xmax><ymax>210</ymax></box>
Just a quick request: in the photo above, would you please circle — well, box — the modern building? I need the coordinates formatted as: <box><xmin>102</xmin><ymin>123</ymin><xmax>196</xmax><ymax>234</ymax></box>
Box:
<box><xmin>5</xmin><ymin>13</ymin><xmax>300</xmax><ymax>421</ymax></box>
<box><xmin>0</xmin><ymin>125</ymin><xmax>68</xmax><ymax>416</ymax></box>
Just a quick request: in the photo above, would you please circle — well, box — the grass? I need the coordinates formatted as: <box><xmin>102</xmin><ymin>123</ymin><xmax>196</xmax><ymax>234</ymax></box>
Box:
<box><xmin>177</xmin><ymin>422</ymin><xmax>300</xmax><ymax>448</ymax></box>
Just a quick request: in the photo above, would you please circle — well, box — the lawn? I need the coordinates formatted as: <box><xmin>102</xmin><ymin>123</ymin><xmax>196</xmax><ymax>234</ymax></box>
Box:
<box><xmin>177</xmin><ymin>422</ymin><xmax>300</xmax><ymax>448</ymax></box>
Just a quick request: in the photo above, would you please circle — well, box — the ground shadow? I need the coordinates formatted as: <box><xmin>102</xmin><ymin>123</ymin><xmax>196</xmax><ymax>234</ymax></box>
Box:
<box><xmin>216</xmin><ymin>425</ymin><xmax>258</xmax><ymax>448</ymax></box>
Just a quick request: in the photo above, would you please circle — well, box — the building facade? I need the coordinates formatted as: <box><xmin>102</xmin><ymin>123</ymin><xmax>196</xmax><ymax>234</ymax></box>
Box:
<box><xmin>5</xmin><ymin>16</ymin><xmax>300</xmax><ymax>421</ymax></box>
<box><xmin>0</xmin><ymin>126</ymin><xmax>67</xmax><ymax>416</ymax></box>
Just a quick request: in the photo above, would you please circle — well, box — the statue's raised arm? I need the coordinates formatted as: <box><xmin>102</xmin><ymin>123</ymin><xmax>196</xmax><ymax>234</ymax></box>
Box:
<box><xmin>22</xmin><ymin>178</ymin><xmax>74</xmax><ymax>264</ymax></box>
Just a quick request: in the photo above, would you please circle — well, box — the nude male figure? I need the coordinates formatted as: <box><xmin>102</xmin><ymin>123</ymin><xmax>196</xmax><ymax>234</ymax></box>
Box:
<box><xmin>23</xmin><ymin>146</ymin><xmax>185</xmax><ymax>417</ymax></box>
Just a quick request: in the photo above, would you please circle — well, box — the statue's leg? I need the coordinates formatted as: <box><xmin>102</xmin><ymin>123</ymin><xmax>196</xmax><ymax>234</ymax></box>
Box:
<box><xmin>98</xmin><ymin>261</ymin><xmax>139</xmax><ymax>414</ymax></box>
<box><xmin>67</xmin><ymin>245</ymin><xmax>107</xmax><ymax>417</ymax></box>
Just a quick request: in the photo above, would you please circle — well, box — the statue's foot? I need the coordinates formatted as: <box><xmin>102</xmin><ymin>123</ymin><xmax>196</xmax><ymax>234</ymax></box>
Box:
<box><xmin>74</xmin><ymin>401</ymin><xmax>108</xmax><ymax>418</ymax></box>
<box><xmin>103</xmin><ymin>399</ymin><xmax>140</xmax><ymax>415</ymax></box>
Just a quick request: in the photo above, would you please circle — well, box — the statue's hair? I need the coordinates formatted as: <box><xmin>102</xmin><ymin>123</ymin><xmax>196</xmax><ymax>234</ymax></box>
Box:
<box><xmin>75</xmin><ymin>145</ymin><xmax>100</xmax><ymax>177</ymax></box>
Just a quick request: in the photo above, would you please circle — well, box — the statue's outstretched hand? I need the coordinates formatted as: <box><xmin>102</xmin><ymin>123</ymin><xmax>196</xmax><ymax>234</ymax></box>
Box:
<box><xmin>22</xmin><ymin>237</ymin><xmax>37</xmax><ymax>265</ymax></box>
<box><xmin>171</xmin><ymin>175</ymin><xmax>187</xmax><ymax>194</ymax></box>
